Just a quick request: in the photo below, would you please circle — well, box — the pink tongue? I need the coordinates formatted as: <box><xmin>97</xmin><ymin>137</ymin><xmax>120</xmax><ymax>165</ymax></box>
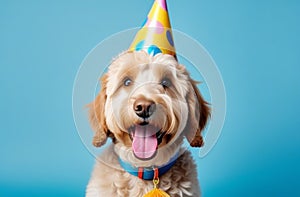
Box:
<box><xmin>132</xmin><ymin>125</ymin><xmax>158</xmax><ymax>159</ymax></box>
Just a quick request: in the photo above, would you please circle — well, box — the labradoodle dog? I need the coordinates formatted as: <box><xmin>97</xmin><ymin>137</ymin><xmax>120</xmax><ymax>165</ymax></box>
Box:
<box><xmin>86</xmin><ymin>51</ymin><xmax>210</xmax><ymax>197</ymax></box>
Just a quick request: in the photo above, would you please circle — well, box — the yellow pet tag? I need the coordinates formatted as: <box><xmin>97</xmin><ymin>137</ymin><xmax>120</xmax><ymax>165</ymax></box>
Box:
<box><xmin>144</xmin><ymin>168</ymin><xmax>170</xmax><ymax>197</ymax></box>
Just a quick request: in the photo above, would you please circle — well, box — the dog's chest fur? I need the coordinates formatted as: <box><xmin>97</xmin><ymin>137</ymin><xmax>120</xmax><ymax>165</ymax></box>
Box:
<box><xmin>86</xmin><ymin>146</ymin><xmax>200</xmax><ymax>197</ymax></box>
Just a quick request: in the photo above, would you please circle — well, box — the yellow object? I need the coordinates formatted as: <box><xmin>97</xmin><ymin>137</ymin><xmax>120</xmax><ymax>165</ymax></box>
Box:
<box><xmin>144</xmin><ymin>188</ymin><xmax>170</xmax><ymax>197</ymax></box>
<box><xmin>144</xmin><ymin>172</ymin><xmax>170</xmax><ymax>197</ymax></box>
<box><xmin>129</xmin><ymin>0</ymin><xmax>176</xmax><ymax>57</ymax></box>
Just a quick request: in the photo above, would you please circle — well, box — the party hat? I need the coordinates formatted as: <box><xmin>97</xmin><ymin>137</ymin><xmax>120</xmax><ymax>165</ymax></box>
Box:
<box><xmin>129</xmin><ymin>0</ymin><xmax>176</xmax><ymax>57</ymax></box>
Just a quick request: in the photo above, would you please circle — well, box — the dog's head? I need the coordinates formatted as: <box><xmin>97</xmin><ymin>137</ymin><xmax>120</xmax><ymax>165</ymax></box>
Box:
<box><xmin>88</xmin><ymin>51</ymin><xmax>210</xmax><ymax>165</ymax></box>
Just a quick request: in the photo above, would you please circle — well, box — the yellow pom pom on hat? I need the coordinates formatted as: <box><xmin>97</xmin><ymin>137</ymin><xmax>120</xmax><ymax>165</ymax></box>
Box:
<box><xmin>129</xmin><ymin>0</ymin><xmax>176</xmax><ymax>57</ymax></box>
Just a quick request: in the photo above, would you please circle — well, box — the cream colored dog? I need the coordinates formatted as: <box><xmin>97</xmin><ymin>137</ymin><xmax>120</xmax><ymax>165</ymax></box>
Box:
<box><xmin>86</xmin><ymin>51</ymin><xmax>210</xmax><ymax>197</ymax></box>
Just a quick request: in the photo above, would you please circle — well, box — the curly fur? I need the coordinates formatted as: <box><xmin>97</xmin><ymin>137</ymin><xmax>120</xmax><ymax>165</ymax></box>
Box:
<box><xmin>86</xmin><ymin>51</ymin><xmax>210</xmax><ymax>197</ymax></box>
<box><xmin>86</xmin><ymin>145</ymin><xmax>200</xmax><ymax>197</ymax></box>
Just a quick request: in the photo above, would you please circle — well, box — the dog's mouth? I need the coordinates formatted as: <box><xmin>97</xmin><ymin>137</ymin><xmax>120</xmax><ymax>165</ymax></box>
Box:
<box><xmin>128</xmin><ymin>123</ymin><xmax>165</xmax><ymax>160</ymax></box>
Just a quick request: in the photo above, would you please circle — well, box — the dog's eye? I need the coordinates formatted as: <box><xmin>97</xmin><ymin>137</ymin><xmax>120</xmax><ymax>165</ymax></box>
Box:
<box><xmin>161</xmin><ymin>78</ymin><xmax>172</xmax><ymax>88</ymax></box>
<box><xmin>123</xmin><ymin>78</ymin><xmax>132</xmax><ymax>86</ymax></box>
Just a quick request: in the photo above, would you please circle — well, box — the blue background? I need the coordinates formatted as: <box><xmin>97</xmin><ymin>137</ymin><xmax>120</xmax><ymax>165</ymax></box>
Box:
<box><xmin>1</xmin><ymin>0</ymin><xmax>299</xmax><ymax>196</ymax></box>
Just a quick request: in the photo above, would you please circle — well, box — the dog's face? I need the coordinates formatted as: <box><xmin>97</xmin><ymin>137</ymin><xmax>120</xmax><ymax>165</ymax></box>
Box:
<box><xmin>89</xmin><ymin>51</ymin><xmax>210</xmax><ymax>164</ymax></box>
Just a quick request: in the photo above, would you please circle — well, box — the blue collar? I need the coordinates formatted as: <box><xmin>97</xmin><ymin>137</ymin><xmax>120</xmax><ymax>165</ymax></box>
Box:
<box><xmin>118</xmin><ymin>153</ymin><xmax>179</xmax><ymax>180</ymax></box>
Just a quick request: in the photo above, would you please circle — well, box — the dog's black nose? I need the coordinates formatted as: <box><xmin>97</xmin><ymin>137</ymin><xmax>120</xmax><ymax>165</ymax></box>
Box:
<box><xmin>134</xmin><ymin>98</ymin><xmax>156</xmax><ymax>118</ymax></box>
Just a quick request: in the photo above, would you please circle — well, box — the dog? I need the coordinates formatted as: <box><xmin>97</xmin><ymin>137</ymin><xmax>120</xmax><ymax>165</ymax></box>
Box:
<box><xmin>85</xmin><ymin>50</ymin><xmax>210</xmax><ymax>196</ymax></box>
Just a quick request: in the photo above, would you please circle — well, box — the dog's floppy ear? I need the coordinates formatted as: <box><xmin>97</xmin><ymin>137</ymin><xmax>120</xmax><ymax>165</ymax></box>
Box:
<box><xmin>88</xmin><ymin>74</ymin><xmax>110</xmax><ymax>147</ymax></box>
<box><xmin>184</xmin><ymin>72</ymin><xmax>211</xmax><ymax>147</ymax></box>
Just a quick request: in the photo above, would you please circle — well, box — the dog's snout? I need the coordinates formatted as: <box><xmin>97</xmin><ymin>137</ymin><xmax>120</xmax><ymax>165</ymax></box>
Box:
<box><xmin>133</xmin><ymin>98</ymin><xmax>156</xmax><ymax>118</ymax></box>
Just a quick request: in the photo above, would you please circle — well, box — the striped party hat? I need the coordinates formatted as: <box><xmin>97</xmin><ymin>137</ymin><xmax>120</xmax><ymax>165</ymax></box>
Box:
<box><xmin>129</xmin><ymin>0</ymin><xmax>176</xmax><ymax>57</ymax></box>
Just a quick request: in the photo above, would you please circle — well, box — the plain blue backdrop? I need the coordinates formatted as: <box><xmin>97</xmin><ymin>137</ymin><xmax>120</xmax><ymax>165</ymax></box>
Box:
<box><xmin>1</xmin><ymin>0</ymin><xmax>299</xmax><ymax>196</ymax></box>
